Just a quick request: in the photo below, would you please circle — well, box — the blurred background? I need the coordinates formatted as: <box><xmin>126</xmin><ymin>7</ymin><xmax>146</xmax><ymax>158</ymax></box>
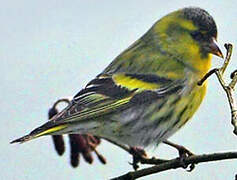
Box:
<box><xmin>2</xmin><ymin>0</ymin><xmax>237</xmax><ymax>179</ymax></box>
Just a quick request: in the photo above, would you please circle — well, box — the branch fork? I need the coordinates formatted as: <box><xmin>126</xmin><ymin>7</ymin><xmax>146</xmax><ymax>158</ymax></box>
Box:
<box><xmin>198</xmin><ymin>43</ymin><xmax>237</xmax><ymax>135</ymax></box>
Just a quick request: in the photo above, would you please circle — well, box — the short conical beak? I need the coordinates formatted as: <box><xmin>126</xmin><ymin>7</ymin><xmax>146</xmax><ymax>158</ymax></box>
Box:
<box><xmin>209</xmin><ymin>38</ymin><xmax>224</xmax><ymax>58</ymax></box>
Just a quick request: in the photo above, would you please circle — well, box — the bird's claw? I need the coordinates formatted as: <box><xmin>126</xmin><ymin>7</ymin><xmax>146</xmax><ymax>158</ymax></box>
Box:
<box><xmin>177</xmin><ymin>146</ymin><xmax>195</xmax><ymax>171</ymax></box>
<box><xmin>163</xmin><ymin>141</ymin><xmax>195</xmax><ymax>171</ymax></box>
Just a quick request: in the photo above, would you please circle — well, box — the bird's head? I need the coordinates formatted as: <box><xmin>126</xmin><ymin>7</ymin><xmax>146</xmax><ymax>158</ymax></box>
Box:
<box><xmin>149</xmin><ymin>7</ymin><xmax>223</xmax><ymax>73</ymax></box>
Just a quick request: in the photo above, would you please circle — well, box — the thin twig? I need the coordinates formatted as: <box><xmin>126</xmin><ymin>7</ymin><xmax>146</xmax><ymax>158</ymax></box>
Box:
<box><xmin>52</xmin><ymin>96</ymin><xmax>73</xmax><ymax>109</ymax></box>
<box><xmin>197</xmin><ymin>68</ymin><xmax>218</xmax><ymax>86</ymax></box>
<box><xmin>198</xmin><ymin>43</ymin><xmax>237</xmax><ymax>134</ymax></box>
<box><xmin>111</xmin><ymin>151</ymin><xmax>237</xmax><ymax>180</ymax></box>
<box><xmin>220</xmin><ymin>44</ymin><xmax>233</xmax><ymax>75</ymax></box>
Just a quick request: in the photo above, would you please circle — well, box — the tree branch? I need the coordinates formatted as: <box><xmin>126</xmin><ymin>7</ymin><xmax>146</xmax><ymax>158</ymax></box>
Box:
<box><xmin>111</xmin><ymin>151</ymin><xmax>237</xmax><ymax>180</ymax></box>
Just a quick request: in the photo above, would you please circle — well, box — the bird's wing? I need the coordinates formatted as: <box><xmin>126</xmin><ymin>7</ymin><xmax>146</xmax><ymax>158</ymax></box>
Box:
<box><xmin>56</xmin><ymin>73</ymin><xmax>185</xmax><ymax>122</ymax></box>
<box><xmin>11</xmin><ymin>73</ymin><xmax>186</xmax><ymax>143</ymax></box>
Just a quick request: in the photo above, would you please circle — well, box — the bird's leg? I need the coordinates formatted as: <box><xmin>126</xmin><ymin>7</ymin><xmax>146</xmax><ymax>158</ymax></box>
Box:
<box><xmin>163</xmin><ymin>140</ymin><xmax>194</xmax><ymax>157</ymax></box>
<box><xmin>103</xmin><ymin>138</ymin><xmax>149</xmax><ymax>170</ymax></box>
<box><xmin>129</xmin><ymin>146</ymin><xmax>148</xmax><ymax>170</ymax></box>
<box><xmin>163</xmin><ymin>140</ymin><xmax>195</xmax><ymax>171</ymax></box>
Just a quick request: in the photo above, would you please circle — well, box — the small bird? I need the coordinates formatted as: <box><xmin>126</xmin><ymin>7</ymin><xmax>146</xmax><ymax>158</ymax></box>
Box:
<box><xmin>12</xmin><ymin>7</ymin><xmax>223</xmax><ymax>150</ymax></box>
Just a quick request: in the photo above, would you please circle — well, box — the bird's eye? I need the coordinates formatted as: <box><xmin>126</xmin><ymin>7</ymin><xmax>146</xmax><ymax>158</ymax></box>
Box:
<box><xmin>190</xmin><ymin>31</ymin><xmax>203</xmax><ymax>41</ymax></box>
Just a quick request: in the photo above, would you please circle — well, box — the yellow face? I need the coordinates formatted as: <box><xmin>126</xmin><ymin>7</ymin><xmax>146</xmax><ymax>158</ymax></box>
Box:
<box><xmin>150</xmin><ymin>9</ymin><xmax>222</xmax><ymax>75</ymax></box>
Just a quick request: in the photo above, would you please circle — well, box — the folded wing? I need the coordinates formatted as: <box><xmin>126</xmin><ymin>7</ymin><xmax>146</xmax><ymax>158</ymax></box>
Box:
<box><xmin>11</xmin><ymin>73</ymin><xmax>186</xmax><ymax>143</ymax></box>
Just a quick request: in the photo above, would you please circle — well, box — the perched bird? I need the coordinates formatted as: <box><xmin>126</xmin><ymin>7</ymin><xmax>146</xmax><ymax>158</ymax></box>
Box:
<box><xmin>12</xmin><ymin>7</ymin><xmax>223</xmax><ymax>150</ymax></box>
